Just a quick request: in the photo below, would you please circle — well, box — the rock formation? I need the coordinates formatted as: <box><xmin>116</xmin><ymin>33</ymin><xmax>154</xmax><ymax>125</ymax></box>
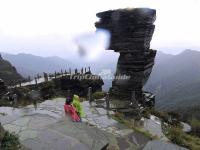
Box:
<box><xmin>95</xmin><ymin>8</ymin><xmax>156</xmax><ymax>104</ymax></box>
<box><xmin>54</xmin><ymin>74</ymin><xmax>104</xmax><ymax>97</ymax></box>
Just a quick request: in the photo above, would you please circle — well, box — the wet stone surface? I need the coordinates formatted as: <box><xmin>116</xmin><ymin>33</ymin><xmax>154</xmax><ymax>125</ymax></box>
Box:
<box><xmin>143</xmin><ymin>115</ymin><xmax>168</xmax><ymax>141</ymax></box>
<box><xmin>0</xmin><ymin>98</ymin><xmax>151</xmax><ymax>150</ymax></box>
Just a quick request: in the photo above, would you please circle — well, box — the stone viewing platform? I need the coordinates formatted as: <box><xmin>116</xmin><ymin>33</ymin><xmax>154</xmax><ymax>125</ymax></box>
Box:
<box><xmin>0</xmin><ymin>97</ymin><xmax>189</xmax><ymax>150</ymax></box>
<box><xmin>0</xmin><ymin>98</ymin><xmax>151</xmax><ymax>150</ymax></box>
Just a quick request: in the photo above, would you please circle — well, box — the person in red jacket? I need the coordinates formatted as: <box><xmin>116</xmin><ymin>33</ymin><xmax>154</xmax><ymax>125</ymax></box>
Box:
<box><xmin>64</xmin><ymin>96</ymin><xmax>80</xmax><ymax>122</ymax></box>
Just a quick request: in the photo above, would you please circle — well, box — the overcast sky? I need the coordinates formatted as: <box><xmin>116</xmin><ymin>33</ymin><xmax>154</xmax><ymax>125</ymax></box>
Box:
<box><xmin>0</xmin><ymin>0</ymin><xmax>200</xmax><ymax>58</ymax></box>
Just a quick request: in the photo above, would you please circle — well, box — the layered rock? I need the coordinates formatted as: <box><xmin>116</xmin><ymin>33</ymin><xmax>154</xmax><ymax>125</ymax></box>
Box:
<box><xmin>95</xmin><ymin>8</ymin><xmax>156</xmax><ymax>103</ymax></box>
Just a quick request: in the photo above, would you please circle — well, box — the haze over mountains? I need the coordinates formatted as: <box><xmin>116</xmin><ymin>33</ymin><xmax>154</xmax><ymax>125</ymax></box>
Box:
<box><xmin>2</xmin><ymin>51</ymin><xmax>119</xmax><ymax>76</ymax></box>
<box><xmin>1</xmin><ymin>49</ymin><xmax>200</xmax><ymax>117</ymax></box>
<box><xmin>144</xmin><ymin>49</ymin><xmax>200</xmax><ymax>118</ymax></box>
<box><xmin>1</xmin><ymin>53</ymin><xmax>74</xmax><ymax>78</ymax></box>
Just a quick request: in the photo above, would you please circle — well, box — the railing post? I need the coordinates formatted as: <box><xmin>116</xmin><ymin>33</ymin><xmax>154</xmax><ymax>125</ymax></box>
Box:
<box><xmin>43</xmin><ymin>72</ymin><xmax>48</xmax><ymax>82</ymax></box>
<box><xmin>55</xmin><ymin>71</ymin><xmax>57</xmax><ymax>79</ymax></box>
<box><xmin>19</xmin><ymin>80</ymin><xmax>21</xmax><ymax>87</ymax></box>
<box><xmin>61</xmin><ymin>69</ymin><xmax>63</xmax><ymax>77</ymax></box>
<box><xmin>69</xmin><ymin>68</ymin><xmax>71</xmax><ymax>74</ymax></box>
<box><xmin>35</xmin><ymin>77</ymin><xmax>37</xmax><ymax>85</ymax></box>
<box><xmin>106</xmin><ymin>92</ymin><xmax>110</xmax><ymax>110</ymax></box>
<box><xmin>88</xmin><ymin>87</ymin><xmax>92</xmax><ymax>103</ymax></box>
<box><xmin>131</xmin><ymin>91</ymin><xmax>138</xmax><ymax>108</ymax></box>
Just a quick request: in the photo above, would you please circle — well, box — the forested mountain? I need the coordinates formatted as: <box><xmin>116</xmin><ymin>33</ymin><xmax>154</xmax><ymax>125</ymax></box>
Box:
<box><xmin>144</xmin><ymin>50</ymin><xmax>200</xmax><ymax>118</ymax></box>
<box><xmin>0</xmin><ymin>54</ymin><xmax>24</xmax><ymax>85</ymax></box>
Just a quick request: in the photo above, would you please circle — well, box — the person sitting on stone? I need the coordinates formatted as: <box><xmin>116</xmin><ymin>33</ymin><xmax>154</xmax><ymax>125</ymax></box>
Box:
<box><xmin>65</xmin><ymin>95</ymin><xmax>73</xmax><ymax>105</ymax></box>
<box><xmin>64</xmin><ymin>96</ymin><xmax>80</xmax><ymax>122</ymax></box>
<box><xmin>72</xmin><ymin>95</ymin><xmax>84</xmax><ymax>120</ymax></box>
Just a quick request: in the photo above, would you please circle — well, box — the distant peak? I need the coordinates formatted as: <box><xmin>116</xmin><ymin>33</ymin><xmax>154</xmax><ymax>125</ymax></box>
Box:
<box><xmin>181</xmin><ymin>49</ymin><xmax>199</xmax><ymax>54</ymax></box>
<box><xmin>175</xmin><ymin>49</ymin><xmax>200</xmax><ymax>59</ymax></box>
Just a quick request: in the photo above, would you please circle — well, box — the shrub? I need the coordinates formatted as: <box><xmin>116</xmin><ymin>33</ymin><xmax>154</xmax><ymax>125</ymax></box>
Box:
<box><xmin>40</xmin><ymin>81</ymin><xmax>56</xmax><ymax>99</ymax></box>
<box><xmin>190</xmin><ymin>118</ymin><xmax>200</xmax><ymax>137</ymax></box>
<box><xmin>168</xmin><ymin>127</ymin><xmax>183</xmax><ymax>145</ymax></box>
<box><xmin>112</xmin><ymin>112</ymin><xmax>155</xmax><ymax>139</ymax></box>
<box><xmin>166</xmin><ymin>127</ymin><xmax>200</xmax><ymax>150</ymax></box>
<box><xmin>92</xmin><ymin>91</ymin><xmax>106</xmax><ymax>100</ymax></box>
<box><xmin>1</xmin><ymin>131</ymin><xmax>21</xmax><ymax>150</ymax></box>
<box><xmin>151</xmin><ymin>109</ymin><xmax>170</xmax><ymax>123</ymax></box>
<box><xmin>142</xmin><ymin>108</ymin><xmax>151</xmax><ymax>119</ymax></box>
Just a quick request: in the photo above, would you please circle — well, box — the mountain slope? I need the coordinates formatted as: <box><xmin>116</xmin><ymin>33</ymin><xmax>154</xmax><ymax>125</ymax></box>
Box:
<box><xmin>2</xmin><ymin>49</ymin><xmax>200</xmax><ymax>115</ymax></box>
<box><xmin>2</xmin><ymin>53</ymin><xmax>74</xmax><ymax>78</ymax></box>
<box><xmin>144</xmin><ymin>50</ymin><xmax>200</xmax><ymax>114</ymax></box>
<box><xmin>0</xmin><ymin>55</ymin><xmax>24</xmax><ymax>85</ymax></box>
<box><xmin>1</xmin><ymin>52</ymin><xmax>118</xmax><ymax>90</ymax></box>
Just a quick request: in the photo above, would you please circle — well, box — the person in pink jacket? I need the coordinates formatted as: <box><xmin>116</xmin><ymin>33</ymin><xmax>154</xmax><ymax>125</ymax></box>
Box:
<box><xmin>64</xmin><ymin>96</ymin><xmax>80</xmax><ymax>122</ymax></box>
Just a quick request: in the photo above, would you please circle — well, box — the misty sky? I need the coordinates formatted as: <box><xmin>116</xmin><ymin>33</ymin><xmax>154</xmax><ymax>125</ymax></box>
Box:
<box><xmin>0</xmin><ymin>0</ymin><xmax>200</xmax><ymax>58</ymax></box>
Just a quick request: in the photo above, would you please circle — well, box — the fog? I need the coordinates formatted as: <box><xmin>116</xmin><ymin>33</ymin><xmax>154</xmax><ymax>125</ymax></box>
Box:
<box><xmin>0</xmin><ymin>0</ymin><xmax>200</xmax><ymax>57</ymax></box>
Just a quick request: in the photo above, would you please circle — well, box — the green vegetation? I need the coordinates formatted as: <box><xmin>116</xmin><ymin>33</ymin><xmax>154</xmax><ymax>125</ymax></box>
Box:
<box><xmin>190</xmin><ymin>118</ymin><xmax>200</xmax><ymax>137</ymax></box>
<box><xmin>111</xmin><ymin>112</ymin><xmax>157</xmax><ymax>139</ymax></box>
<box><xmin>0</xmin><ymin>112</ymin><xmax>6</xmax><ymax>116</ymax></box>
<box><xmin>150</xmin><ymin>109</ymin><xmax>182</xmax><ymax>127</ymax></box>
<box><xmin>159</xmin><ymin>113</ymin><xmax>200</xmax><ymax>150</ymax></box>
<box><xmin>1</xmin><ymin>131</ymin><xmax>21</xmax><ymax>150</ymax></box>
<box><xmin>178</xmin><ymin>105</ymin><xmax>200</xmax><ymax>121</ymax></box>
<box><xmin>165</xmin><ymin>127</ymin><xmax>200</xmax><ymax>150</ymax></box>
<box><xmin>40</xmin><ymin>81</ymin><xmax>56</xmax><ymax>99</ymax></box>
<box><xmin>141</xmin><ymin>109</ymin><xmax>200</xmax><ymax>150</ymax></box>
<box><xmin>141</xmin><ymin>108</ymin><xmax>151</xmax><ymax>119</ymax></box>
<box><xmin>150</xmin><ymin>109</ymin><xmax>170</xmax><ymax>122</ymax></box>
<box><xmin>145</xmin><ymin>50</ymin><xmax>200</xmax><ymax>120</ymax></box>
<box><xmin>92</xmin><ymin>91</ymin><xmax>106</xmax><ymax>100</ymax></box>
<box><xmin>0</xmin><ymin>58</ymin><xmax>24</xmax><ymax>85</ymax></box>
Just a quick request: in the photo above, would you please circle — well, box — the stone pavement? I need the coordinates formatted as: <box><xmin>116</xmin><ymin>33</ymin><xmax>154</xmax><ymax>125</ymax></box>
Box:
<box><xmin>143</xmin><ymin>115</ymin><xmax>168</xmax><ymax>141</ymax></box>
<box><xmin>143</xmin><ymin>140</ymin><xmax>189</xmax><ymax>150</ymax></box>
<box><xmin>0</xmin><ymin>98</ymin><xmax>110</xmax><ymax>150</ymax></box>
<box><xmin>0</xmin><ymin>98</ymin><xmax>150</xmax><ymax>150</ymax></box>
<box><xmin>0</xmin><ymin>98</ymin><xmax>188</xmax><ymax>150</ymax></box>
<box><xmin>84</xmin><ymin>99</ymin><xmax>167</xmax><ymax>141</ymax></box>
<box><xmin>81</xmin><ymin>101</ymin><xmax>151</xmax><ymax>149</ymax></box>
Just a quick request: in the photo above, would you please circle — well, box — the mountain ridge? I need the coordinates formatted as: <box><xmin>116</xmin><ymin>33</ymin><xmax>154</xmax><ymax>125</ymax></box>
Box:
<box><xmin>144</xmin><ymin>49</ymin><xmax>200</xmax><ymax>118</ymax></box>
<box><xmin>0</xmin><ymin>54</ymin><xmax>24</xmax><ymax>85</ymax></box>
<box><xmin>1</xmin><ymin>52</ymin><xmax>74</xmax><ymax>78</ymax></box>
<box><xmin>2</xmin><ymin>49</ymin><xmax>200</xmax><ymax>119</ymax></box>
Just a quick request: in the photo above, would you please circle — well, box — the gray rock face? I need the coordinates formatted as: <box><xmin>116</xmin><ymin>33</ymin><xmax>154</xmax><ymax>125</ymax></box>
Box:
<box><xmin>96</xmin><ymin>8</ymin><xmax>156</xmax><ymax>103</ymax></box>
<box><xmin>143</xmin><ymin>140</ymin><xmax>189</xmax><ymax>150</ymax></box>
